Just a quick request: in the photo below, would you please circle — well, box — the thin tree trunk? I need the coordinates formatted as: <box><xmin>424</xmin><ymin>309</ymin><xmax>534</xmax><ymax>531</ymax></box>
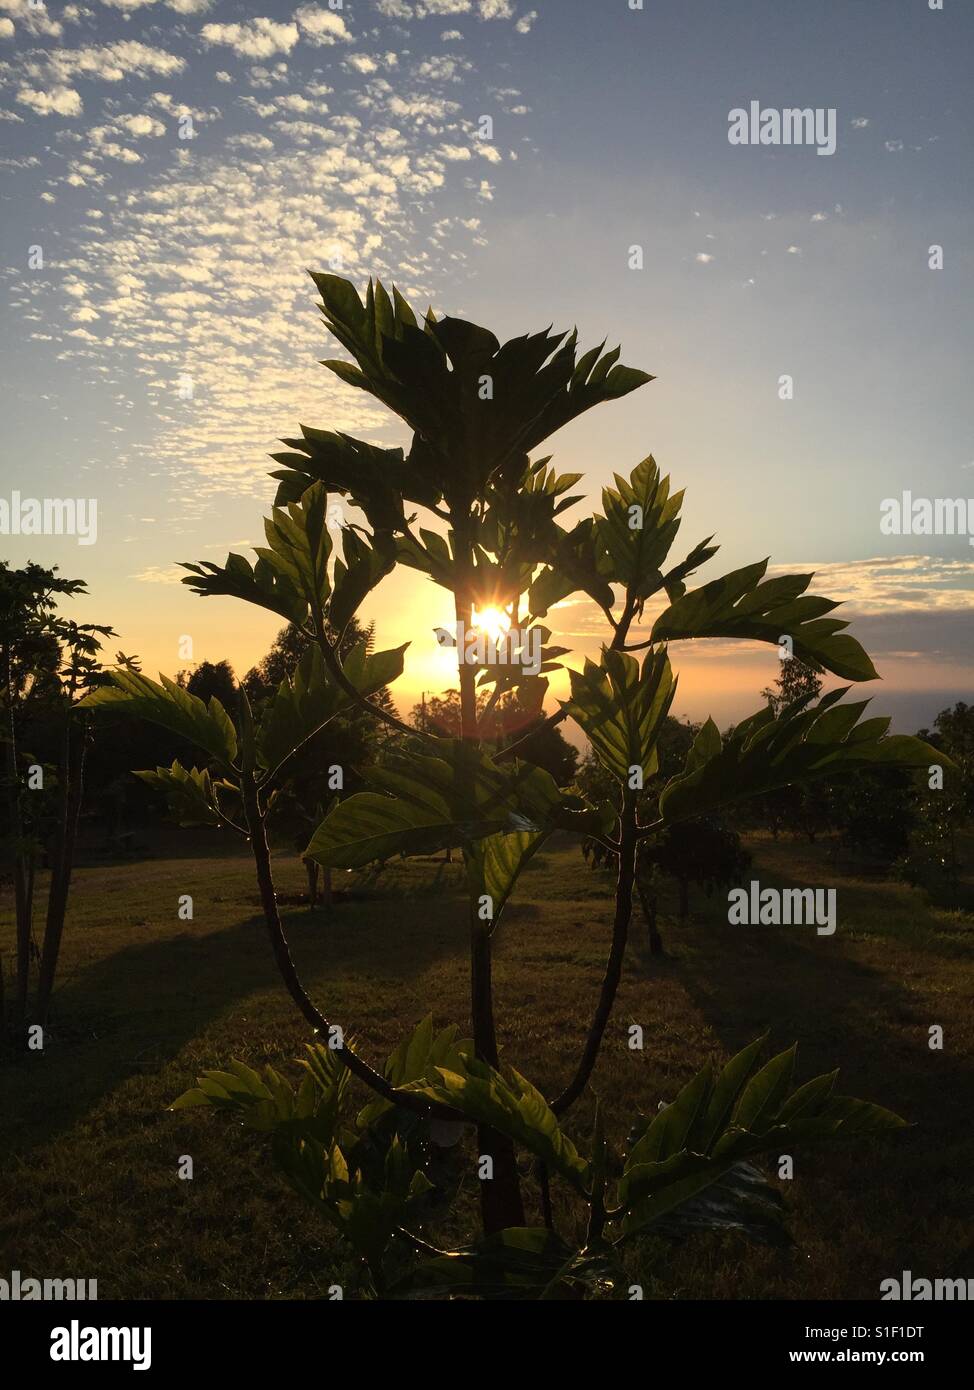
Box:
<box><xmin>37</xmin><ymin>716</ymin><xmax>86</xmax><ymax>1025</ymax></box>
<box><xmin>551</xmin><ymin>795</ymin><xmax>638</xmax><ymax>1115</ymax></box>
<box><xmin>678</xmin><ymin>876</ymin><xmax>689</xmax><ymax>921</ymax></box>
<box><xmin>455</xmin><ymin>582</ymin><xmax>524</xmax><ymax>1234</ymax></box>
<box><xmin>636</xmin><ymin>871</ymin><xmax>663</xmax><ymax>956</ymax></box>
<box><xmin>304</xmin><ymin>856</ymin><xmax>319</xmax><ymax>908</ymax></box>
<box><xmin>240</xmin><ymin>771</ymin><xmax>457</xmax><ymax>1121</ymax></box>
<box><xmin>321</xmin><ymin>865</ymin><xmax>333</xmax><ymax>909</ymax></box>
<box><xmin>6</xmin><ymin>652</ymin><xmax>32</xmax><ymax>1025</ymax></box>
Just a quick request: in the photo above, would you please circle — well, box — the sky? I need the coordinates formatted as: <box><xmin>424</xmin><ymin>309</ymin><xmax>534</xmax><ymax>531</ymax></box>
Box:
<box><xmin>2</xmin><ymin>0</ymin><xmax>973</xmax><ymax>736</ymax></box>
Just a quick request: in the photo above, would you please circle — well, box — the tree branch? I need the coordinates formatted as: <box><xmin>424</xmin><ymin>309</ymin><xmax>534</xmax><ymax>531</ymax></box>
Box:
<box><xmin>240</xmin><ymin>769</ymin><xmax>460</xmax><ymax>1123</ymax></box>
<box><xmin>549</xmin><ymin>794</ymin><xmax>637</xmax><ymax>1116</ymax></box>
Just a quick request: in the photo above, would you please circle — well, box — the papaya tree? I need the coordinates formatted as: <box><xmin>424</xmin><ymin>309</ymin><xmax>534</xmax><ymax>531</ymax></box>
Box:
<box><xmin>81</xmin><ymin>273</ymin><xmax>943</xmax><ymax>1292</ymax></box>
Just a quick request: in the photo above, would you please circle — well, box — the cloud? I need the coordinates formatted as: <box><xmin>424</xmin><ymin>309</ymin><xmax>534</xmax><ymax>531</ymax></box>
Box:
<box><xmin>376</xmin><ymin>1</ymin><xmax>477</xmax><ymax>16</ymax></box>
<box><xmin>478</xmin><ymin>0</ymin><xmax>514</xmax><ymax>17</ymax></box>
<box><xmin>228</xmin><ymin>132</ymin><xmax>275</xmax><ymax>152</ymax></box>
<box><xmin>132</xmin><ymin>564</ymin><xmax>185</xmax><ymax>584</ymax></box>
<box><xmin>5</xmin><ymin>0</ymin><xmax>508</xmax><ymax>520</ymax></box>
<box><xmin>42</xmin><ymin>40</ymin><xmax>186</xmax><ymax>83</ymax></box>
<box><xmin>200</xmin><ymin>19</ymin><xmax>300</xmax><ymax>59</ymax></box>
<box><xmin>0</xmin><ymin>17</ymin><xmax>13</xmax><ymax>38</ymax></box>
<box><xmin>294</xmin><ymin>4</ymin><xmax>352</xmax><ymax>44</ymax></box>
<box><xmin>346</xmin><ymin>54</ymin><xmax>379</xmax><ymax>74</ymax></box>
<box><xmin>515</xmin><ymin>9</ymin><xmax>537</xmax><ymax>32</ymax></box>
<box><xmin>114</xmin><ymin>113</ymin><xmax>167</xmax><ymax>137</ymax></box>
<box><xmin>414</xmin><ymin>54</ymin><xmax>470</xmax><ymax>80</ymax></box>
<box><xmin>756</xmin><ymin>558</ymin><xmax>974</xmax><ymax>672</ymax></box>
<box><xmin>16</xmin><ymin>85</ymin><xmax>83</xmax><ymax>116</ymax></box>
<box><xmin>0</xmin><ymin>0</ymin><xmax>62</xmax><ymax>37</ymax></box>
<box><xmin>100</xmin><ymin>0</ymin><xmax>214</xmax><ymax>9</ymax></box>
<box><xmin>147</xmin><ymin>90</ymin><xmax>214</xmax><ymax>124</ymax></box>
<box><xmin>94</xmin><ymin>140</ymin><xmax>143</xmax><ymax>162</ymax></box>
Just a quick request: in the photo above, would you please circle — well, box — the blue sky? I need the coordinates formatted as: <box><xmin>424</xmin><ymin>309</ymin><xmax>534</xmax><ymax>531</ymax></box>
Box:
<box><xmin>2</xmin><ymin>0</ymin><xmax>972</xmax><ymax>729</ymax></box>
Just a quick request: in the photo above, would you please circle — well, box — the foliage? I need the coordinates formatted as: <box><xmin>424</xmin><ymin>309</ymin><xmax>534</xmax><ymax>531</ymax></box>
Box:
<box><xmin>645</xmin><ymin>818</ymin><xmax>752</xmax><ymax>921</ymax></box>
<box><xmin>172</xmin><ymin>1018</ymin><xmax>905</xmax><ymax>1299</ymax></box>
<box><xmin>85</xmin><ymin>272</ymin><xmax>943</xmax><ymax>1293</ymax></box>
<box><xmin>903</xmin><ymin>702</ymin><xmax>974</xmax><ymax>902</ymax></box>
<box><xmin>177</xmin><ymin>659</ymin><xmax>238</xmax><ymax>711</ymax></box>
<box><xmin>411</xmin><ymin>687</ymin><xmax>578</xmax><ymax>785</ymax></box>
<box><xmin>0</xmin><ymin>561</ymin><xmax>116</xmax><ymax>1032</ymax></box>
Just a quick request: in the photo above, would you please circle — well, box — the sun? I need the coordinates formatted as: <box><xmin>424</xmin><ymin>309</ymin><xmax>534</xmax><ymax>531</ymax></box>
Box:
<box><xmin>471</xmin><ymin>605</ymin><xmax>510</xmax><ymax>644</ymax></box>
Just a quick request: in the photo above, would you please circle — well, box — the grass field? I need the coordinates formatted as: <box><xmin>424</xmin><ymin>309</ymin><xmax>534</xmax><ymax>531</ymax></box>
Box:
<box><xmin>2</xmin><ymin>832</ymin><xmax>972</xmax><ymax>1300</ymax></box>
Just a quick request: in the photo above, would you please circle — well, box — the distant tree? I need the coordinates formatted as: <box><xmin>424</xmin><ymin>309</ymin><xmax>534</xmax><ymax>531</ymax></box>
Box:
<box><xmin>918</xmin><ymin>702</ymin><xmax>974</xmax><ymax>817</ymax></box>
<box><xmin>178</xmin><ymin>659</ymin><xmax>238</xmax><ymax>709</ymax></box>
<box><xmin>410</xmin><ymin>688</ymin><xmax>481</xmax><ymax>738</ymax></box>
<box><xmin>643</xmin><ymin>818</ymin><xmax>752</xmax><ymax>928</ymax></box>
<box><xmin>578</xmin><ymin>715</ymin><xmax>749</xmax><ymax>951</ymax></box>
<box><xmin>411</xmin><ymin>687</ymin><xmax>578</xmax><ymax>786</ymax></box>
<box><xmin>243</xmin><ymin>623</ymin><xmax>311</xmax><ymax>701</ymax></box>
<box><xmin>0</xmin><ymin>561</ymin><xmax>115</xmax><ymax>1034</ymax></box>
<box><xmin>245</xmin><ymin>619</ymin><xmax>397</xmax><ymax>715</ymax></box>
<box><xmin>830</xmin><ymin>767</ymin><xmax>917</xmax><ymax>863</ymax></box>
<box><xmin>246</xmin><ymin>619</ymin><xmax>395</xmax><ymax>907</ymax></box>
<box><xmin>499</xmin><ymin>708</ymin><xmax>578</xmax><ymax>786</ymax></box>
<box><xmin>751</xmin><ymin>659</ymin><xmax>832</xmax><ymax>842</ymax></box>
<box><xmin>903</xmin><ymin>702</ymin><xmax>974</xmax><ymax>900</ymax></box>
<box><xmin>760</xmin><ymin>655</ymin><xmax>822</xmax><ymax>715</ymax></box>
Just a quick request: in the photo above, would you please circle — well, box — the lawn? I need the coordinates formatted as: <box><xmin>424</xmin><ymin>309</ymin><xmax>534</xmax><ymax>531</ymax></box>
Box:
<box><xmin>2</xmin><ymin>832</ymin><xmax>972</xmax><ymax>1299</ymax></box>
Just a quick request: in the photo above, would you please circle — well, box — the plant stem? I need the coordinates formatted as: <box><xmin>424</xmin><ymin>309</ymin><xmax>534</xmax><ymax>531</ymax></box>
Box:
<box><xmin>544</xmin><ymin>603</ymin><xmax>646</xmax><ymax>1114</ymax></box>
<box><xmin>453</xmin><ymin>545</ymin><xmax>525</xmax><ymax>1234</ymax></box>
<box><xmin>550</xmin><ymin>791</ymin><xmax>637</xmax><ymax>1116</ymax></box>
<box><xmin>239</xmin><ymin>769</ymin><xmax>459</xmax><ymax>1123</ymax></box>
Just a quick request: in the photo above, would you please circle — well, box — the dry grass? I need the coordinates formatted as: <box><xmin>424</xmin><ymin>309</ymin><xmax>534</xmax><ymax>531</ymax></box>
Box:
<box><xmin>2</xmin><ymin>831</ymin><xmax>972</xmax><ymax>1299</ymax></box>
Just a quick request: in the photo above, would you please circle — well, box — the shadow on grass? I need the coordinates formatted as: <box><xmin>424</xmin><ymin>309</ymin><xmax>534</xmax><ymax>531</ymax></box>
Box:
<box><xmin>616</xmin><ymin>857</ymin><xmax>974</xmax><ymax>1290</ymax></box>
<box><xmin>1</xmin><ymin>891</ymin><xmax>465</xmax><ymax>1163</ymax></box>
<box><xmin>628</xmin><ymin>853</ymin><xmax>974</xmax><ymax>1126</ymax></box>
